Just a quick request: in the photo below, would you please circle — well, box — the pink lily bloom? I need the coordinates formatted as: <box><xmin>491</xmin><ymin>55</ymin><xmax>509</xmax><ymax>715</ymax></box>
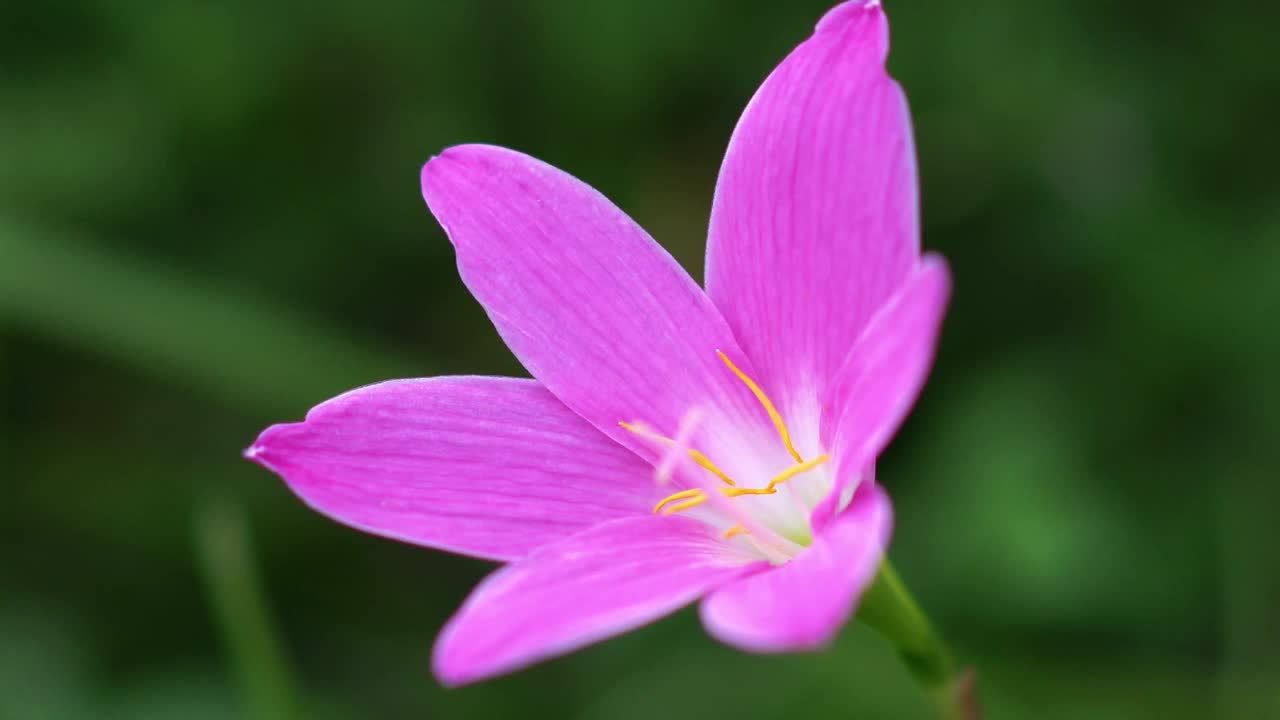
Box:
<box><xmin>247</xmin><ymin>0</ymin><xmax>949</xmax><ymax>686</ymax></box>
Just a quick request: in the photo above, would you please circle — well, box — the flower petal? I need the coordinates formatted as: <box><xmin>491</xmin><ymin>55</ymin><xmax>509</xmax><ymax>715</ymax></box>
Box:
<box><xmin>421</xmin><ymin>144</ymin><xmax>791</xmax><ymax>478</ymax></box>
<box><xmin>705</xmin><ymin>1</ymin><xmax>918</xmax><ymax>423</ymax></box>
<box><xmin>815</xmin><ymin>255</ymin><xmax>950</xmax><ymax>522</ymax></box>
<box><xmin>432</xmin><ymin>514</ymin><xmax>761</xmax><ymax>686</ymax></box>
<box><xmin>699</xmin><ymin>483</ymin><xmax>892</xmax><ymax>652</ymax></box>
<box><xmin>246</xmin><ymin>376</ymin><xmax>657</xmax><ymax>562</ymax></box>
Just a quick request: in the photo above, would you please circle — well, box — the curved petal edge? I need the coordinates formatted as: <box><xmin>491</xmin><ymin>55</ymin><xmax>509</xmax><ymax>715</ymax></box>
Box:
<box><xmin>705</xmin><ymin>0</ymin><xmax>918</xmax><ymax>420</ymax></box>
<box><xmin>421</xmin><ymin>143</ymin><xmax>800</xmax><ymax>490</ymax></box>
<box><xmin>433</xmin><ymin>514</ymin><xmax>762</xmax><ymax>685</ymax></box>
<box><xmin>815</xmin><ymin>254</ymin><xmax>951</xmax><ymax>523</ymax></box>
<box><xmin>245</xmin><ymin>376</ymin><xmax>658</xmax><ymax>562</ymax></box>
<box><xmin>699</xmin><ymin>482</ymin><xmax>893</xmax><ymax>653</ymax></box>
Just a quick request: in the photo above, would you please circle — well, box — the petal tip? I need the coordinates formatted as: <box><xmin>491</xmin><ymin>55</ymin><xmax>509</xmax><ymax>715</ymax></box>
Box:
<box><xmin>241</xmin><ymin>422</ymin><xmax>296</xmax><ymax>474</ymax></box>
<box><xmin>816</xmin><ymin>0</ymin><xmax>885</xmax><ymax>33</ymax></box>
<box><xmin>420</xmin><ymin>148</ymin><xmax>459</xmax><ymax>198</ymax></box>
<box><xmin>919</xmin><ymin>251</ymin><xmax>952</xmax><ymax>277</ymax></box>
<box><xmin>419</xmin><ymin>158</ymin><xmax>436</xmax><ymax>196</ymax></box>
<box><xmin>420</xmin><ymin>144</ymin><xmax>524</xmax><ymax>223</ymax></box>
<box><xmin>423</xmin><ymin>144</ymin><xmax>510</xmax><ymax>176</ymax></box>
<box><xmin>430</xmin><ymin>610</ymin><xmax>506</xmax><ymax>688</ymax></box>
<box><xmin>916</xmin><ymin>253</ymin><xmax>954</xmax><ymax>305</ymax></box>
<box><xmin>421</xmin><ymin>145</ymin><xmax>481</xmax><ymax>190</ymax></box>
<box><xmin>812</xmin><ymin>0</ymin><xmax>890</xmax><ymax>61</ymax></box>
<box><xmin>242</xmin><ymin>438</ymin><xmax>277</xmax><ymax>473</ymax></box>
<box><xmin>430</xmin><ymin>647</ymin><xmax>472</xmax><ymax>689</ymax></box>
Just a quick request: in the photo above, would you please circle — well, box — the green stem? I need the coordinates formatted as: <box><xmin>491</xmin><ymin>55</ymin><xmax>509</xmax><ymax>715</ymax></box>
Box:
<box><xmin>857</xmin><ymin>561</ymin><xmax>980</xmax><ymax>720</ymax></box>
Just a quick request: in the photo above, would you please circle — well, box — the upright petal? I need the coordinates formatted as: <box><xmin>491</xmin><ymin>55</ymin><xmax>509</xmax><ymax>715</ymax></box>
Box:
<box><xmin>699</xmin><ymin>483</ymin><xmax>892</xmax><ymax>652</ymax></box>
<box><xmin>815</xmin><ymin>256</ymin><xmax>950</xmax><ymax>522</ymax></box>
<box><xmin>246</xmin><ymin>377</ymin><xmax>657</xmax><ymax>562</ymax></box>
<box><xmin>433</xmin><ymin>515</ymin><xmax>761</xmax><ymax>686</ymax></box>
<box><xmin>422</xmin><ymin>145</ymin><xmax>792</xmax><ymax>478</ymax></box>
<box><xmin>705</xmin><ymin>1</ymin><xmax>918</xmax><ymax>422</ymax></box>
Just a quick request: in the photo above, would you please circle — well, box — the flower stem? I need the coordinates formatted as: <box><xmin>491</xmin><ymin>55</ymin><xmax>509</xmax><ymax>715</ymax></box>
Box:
<box><xmin>856</xmin><ymin>560</ymin><xmax>980</xmax><ymax>720</ymax></box>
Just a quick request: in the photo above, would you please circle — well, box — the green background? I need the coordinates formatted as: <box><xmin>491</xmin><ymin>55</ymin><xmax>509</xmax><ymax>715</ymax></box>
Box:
<box><xmin>3</xmin><ymin>1</ymin><xmax>1276</xmax><ymax>718</ymax></box>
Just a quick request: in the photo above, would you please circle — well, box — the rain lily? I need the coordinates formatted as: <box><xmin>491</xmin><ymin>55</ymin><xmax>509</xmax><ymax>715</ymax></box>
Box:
<box><xmin>247</xmin><ymin>0</ymin><xmax>950</xmax><ymax>687</ymax></box>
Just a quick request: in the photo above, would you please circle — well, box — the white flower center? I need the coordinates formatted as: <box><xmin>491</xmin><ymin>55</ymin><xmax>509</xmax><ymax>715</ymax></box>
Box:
<box><xmin>620</xmin><ymin>351</ymin><xmax>842</xmax><ymax>563</ymax></box>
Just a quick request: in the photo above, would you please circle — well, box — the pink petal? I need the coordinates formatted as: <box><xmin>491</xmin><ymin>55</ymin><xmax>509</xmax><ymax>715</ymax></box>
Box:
<box><xmin>246</xmin><ymin>377</ymin><xmax>658</xmax><ymax>562</ymax></box>
<box><xmin>699</xmin><ymin>482</ymin><xmax>892</xmax><ymax>652</ymax></box>
<box><xmin>705</xmin><ymin>1</ymin><xmax>918</xmax><ymax>420</ymax></box>
<box><xmin>815</xmin><ymin>256</ymin><xmax>950</xmax><ymax>523</ymax></box>
<box><xmin>422</xmin><ymin>144</ymin><xmax>790</xmax><ymax>476</ymax></box>
<box><xmin>432</xmin><ymin>514</ymin><xmax>762</xmax><ymax>686</ymax></box>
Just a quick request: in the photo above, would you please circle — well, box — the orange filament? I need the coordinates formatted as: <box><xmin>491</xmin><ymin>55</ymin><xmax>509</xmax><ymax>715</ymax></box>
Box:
<box><xmin>619</xmin><ymin>421</ymin><xmax>736</xmax><ymax>486</ymax></box>
<box><xmin>629</xmin><ymin>355</ymin><xmax>832</xmax><ymax>533</ymax></box>
<box><xmin>686</xmin><ymin>450</ymin><xmax>736</xmax><ymax>486</ymax></box>
<box><xmin>722</xmin><ymin>486</ymin><xmax>776</xmax><ymax>498</ymax></box>
<box><xmin>651</xmin><ymin>455</ymin><xmax>830</xmax><ymax>518</ymax></box>
<box><xmin>652</xmin><ymin>488</ymin><xmax>703</xmax><ymax>514</ymax></box>
<box><xmin>716</xmin><ymin>350</ymin><xmax>804</xmax><ymax>463</ymax></box>
<box><xmin>652</xmin><ymin>486</ymin><xmax>775</xmax><ymax>515</ymax></box>
<box><xmin>765</xmin><ymin>454</ymin><xmax>830</xmax><ymax>491</ymax></box>
<box><xmin>662</xmin><ymin>494</ymin><xmax>709</xmax><ymax>514</ymax></box>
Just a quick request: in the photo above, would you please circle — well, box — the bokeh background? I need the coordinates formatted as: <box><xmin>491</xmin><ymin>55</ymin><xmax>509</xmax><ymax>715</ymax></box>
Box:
<box><xmin>3</xmin><ymin>1</ymin><xmax>1277</xmax><ymax>718</ymax></box>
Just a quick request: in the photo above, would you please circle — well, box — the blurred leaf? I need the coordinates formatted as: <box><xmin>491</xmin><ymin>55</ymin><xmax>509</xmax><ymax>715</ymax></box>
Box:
<box><xmin>195</xmin><ymin>496</ymin><xmax>301</xmax><ymax>720</ymax></box>
<box><xmin>0</xmin><ymin>604</ymin><xmax>95</xmax><ymax>720</ymax></box>
<box><xmin>0</xmin><ymin>220</ymin><xmax>419</xmax><ymax>415</ymax></box>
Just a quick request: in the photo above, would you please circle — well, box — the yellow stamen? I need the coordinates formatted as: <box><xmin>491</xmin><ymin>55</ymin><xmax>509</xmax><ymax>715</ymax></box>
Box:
<box><xmin>653</xmin><ymin>484</ymin><xmax>781</xmax><ymax>516</ymax></box>
<box><xmin>722</xmin><ymin>486</ymin><xmax>776</xmax><ymax>498</ymax></box>
<box><xmin>765</xmin><ymin>454</ymin><xmax>831</xmax><ymax>491</ymax></box>
<box><xmin>723</xmin><ymin>525</ymin><xmax>748</xmax><ymax>540</ymax></box>
<box><xmin>688</xmin><ymin>450</ymin><xmax>736</xmax><ymax>487</ymax></box>
<box><xmin>716</xmin><ymin>350</ymin><xmax>804</xmax><ymax>463</ymax></box>
<box><xmin>652</xmin><ymin>488</ymin><xmax>704</xmax><ymax>514</ymax></box>
<box><xmin>662</xmin><ymin>494</ymin><xmax>709</xmax><ymax>515</ymax></box>
<box><xmin>619</xmin><ymin>421</ymin><xmax>736</xmax><ymax>486</ymax></box>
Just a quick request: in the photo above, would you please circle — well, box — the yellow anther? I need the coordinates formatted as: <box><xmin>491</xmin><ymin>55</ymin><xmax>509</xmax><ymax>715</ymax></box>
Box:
<box><xmin>619</xmin><ymin>421</ymin><xmax>736</xmax><ymax>486</ymax></box>
<box><xmin>723</xmin><ymin>525</ymin><xmax>748</xmax><ymax>540</ymax></box>
<box><xmin>765</xmin><ymin>454</ymin><xmax>830</xmax><ymax>491</ymax></box>
<box><xmin>653</xmin><ymin>488</ymin><xmax>704</xmax><ymax>514</ymax></box>
<box><xmin>716</xmin><ymin>350</ymin><xmax>804</xmax><ymax>463</ymax></box>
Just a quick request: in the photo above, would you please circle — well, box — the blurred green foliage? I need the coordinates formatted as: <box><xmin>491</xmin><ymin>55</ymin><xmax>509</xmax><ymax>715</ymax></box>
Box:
<box><xmin>2</xmin><ymin>1</ymin><xmax>1277</xmax><ymax>718</ymax></box>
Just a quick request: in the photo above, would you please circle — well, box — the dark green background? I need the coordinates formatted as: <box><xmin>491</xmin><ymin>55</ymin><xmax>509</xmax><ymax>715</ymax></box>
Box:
<box><xmin>3</xmin><ymin>1</ymin><xmax>1276</xmax><ymax>718</ymax></box>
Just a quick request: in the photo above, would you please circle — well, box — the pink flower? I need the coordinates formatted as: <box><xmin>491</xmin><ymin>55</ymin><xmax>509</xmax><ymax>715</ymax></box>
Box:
<box><xmin>247</xmin><ymin>0</ymin><xmax>949</xmax><ymax>686</ymax></box>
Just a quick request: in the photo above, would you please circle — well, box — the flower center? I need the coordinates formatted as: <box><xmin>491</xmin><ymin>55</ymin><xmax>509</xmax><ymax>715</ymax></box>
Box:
<box><xmin>620</xmin><ymin>350</ymin><xmax>830</xmax><ymax>545</ymax></box>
